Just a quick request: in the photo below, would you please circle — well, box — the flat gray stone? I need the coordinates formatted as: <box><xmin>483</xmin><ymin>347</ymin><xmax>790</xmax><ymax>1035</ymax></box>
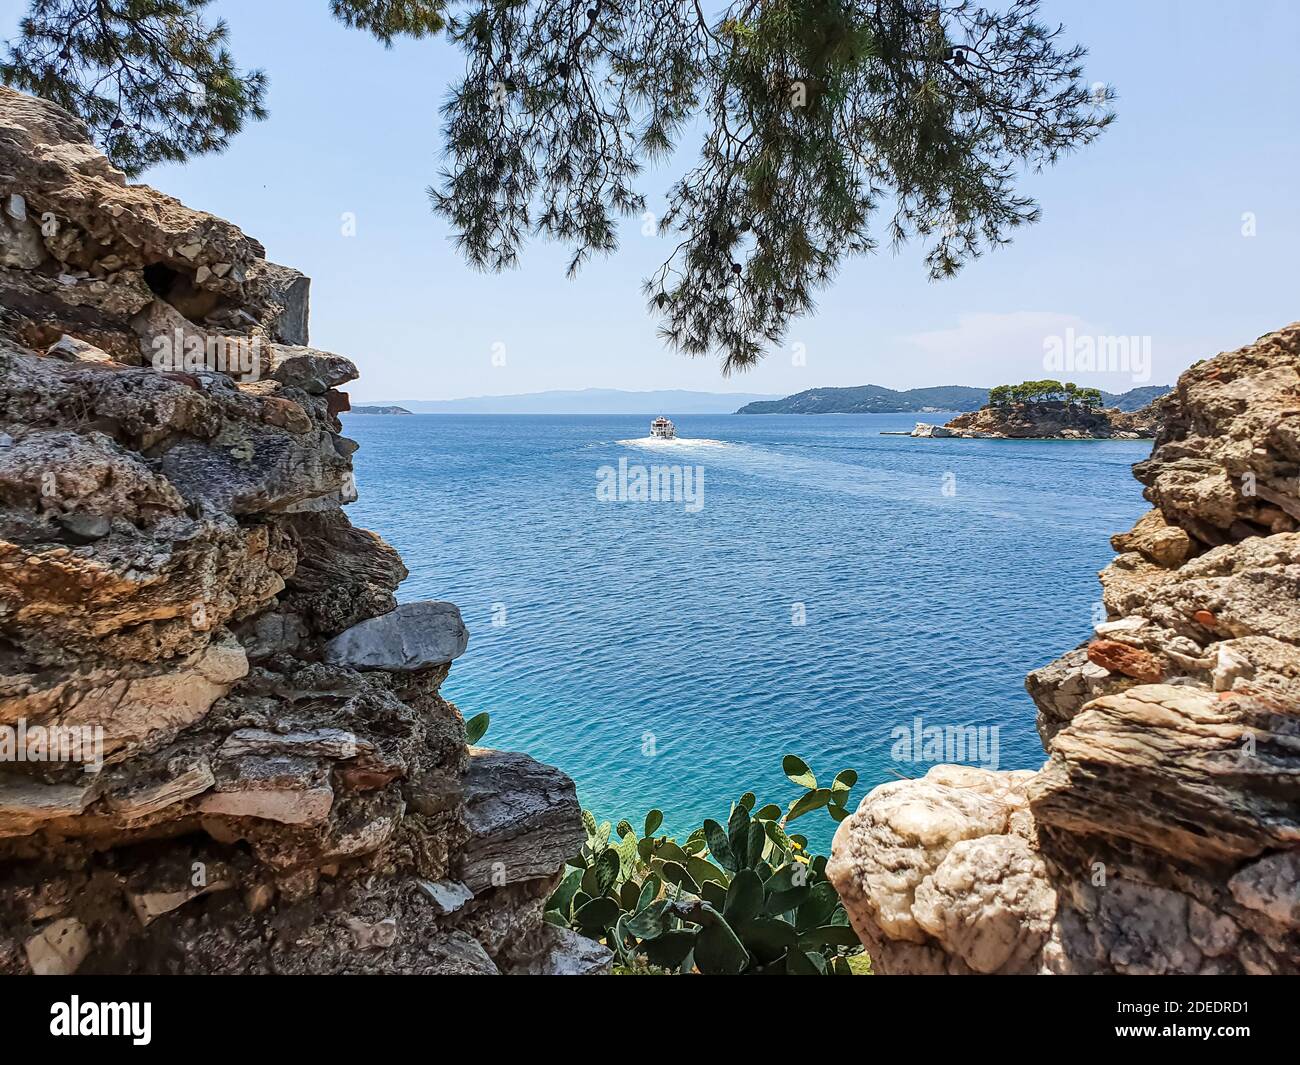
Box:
<box><xmin>266</xmin><ymin>343</ymin><xmax>356</xmax><ymax>394</ymax></box>
<box><xmin>259</xmin><ymin>262</ymin><xmax>312</xmax><ymax>345</ymax></box>
<box><xmin>417</xmin><ymin>878</ymin><xmax>475</xmax><ymax>915</ymax></box>
<box><xmin>323</xmin><ymin>601</ymin><xmax>468</xmax><ymax>672</ymax></box>
<box><xmin>457</xmin><ymin>747</ymin><xmax>584</xmax><ymax>892</ymax></box>
<box><xmin>426</xmin><ymin>931</ymin><xmax>500</xmax><ymax>975</ymax></box>
<box><xmin>511</xmin><ymin>925</ymin><xmax>613</xmax><ymax>976</ymax></box>
<box><xmin>105</xmin><ymin>759</ymin><xmax>215</xmax><ymax>820</ymax></box>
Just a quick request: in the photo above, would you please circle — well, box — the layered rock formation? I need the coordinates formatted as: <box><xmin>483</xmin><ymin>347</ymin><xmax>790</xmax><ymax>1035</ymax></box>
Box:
<box><xmin>0</xmin><ymin>88</ymin><xmax>602</xmax><ymax>975</ymax></box>
<box><xmin>912</xmin><ymin>401</ymin><xmax>1157</xmax><ymax>439</ymax></box>
<box><xmin>831</xmin><ymin>324</ymin><xmax>1300</xmax><ymax>974</ymax></box>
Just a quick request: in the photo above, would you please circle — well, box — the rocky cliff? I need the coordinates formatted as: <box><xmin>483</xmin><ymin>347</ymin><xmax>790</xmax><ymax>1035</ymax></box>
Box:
<box><xmin>830</xmin><ymin>324</ymin><xmax>1300</xmax><ymax>974</ymax></box>
<box><xmin>913</xmin><ymin>401</ymin><xmax>1157</xmax><ymax>439</ymax></box>
<box><xmin>0</xmin><ymin>88</ymin><xmax>605</xmax><ymax>975</ymax></box>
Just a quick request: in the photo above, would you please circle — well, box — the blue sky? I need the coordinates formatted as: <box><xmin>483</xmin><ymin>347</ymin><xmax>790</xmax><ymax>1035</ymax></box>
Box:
<box><xmin>3</xmin><ymin>0</ymin><xmax>1297</xmax><ymax>400</ymax></box>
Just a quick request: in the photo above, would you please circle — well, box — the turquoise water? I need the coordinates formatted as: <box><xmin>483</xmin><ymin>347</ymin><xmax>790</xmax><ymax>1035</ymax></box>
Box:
<box><xmin>342</xmin><ymin>412</ymin><xmax>1150</xmax><ymax>849</ymax></box>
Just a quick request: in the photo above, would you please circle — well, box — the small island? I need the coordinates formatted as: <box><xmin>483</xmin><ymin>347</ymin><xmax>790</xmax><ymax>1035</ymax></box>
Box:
<box><xmin>349</xmin><ymin>405</ymin><xmax>414</xmax><ymax>415</ymax></box>
<box><xmin>909</xmin><ymin>380</ymin><xmax>1158</xmax><ymax>439</ymax></box>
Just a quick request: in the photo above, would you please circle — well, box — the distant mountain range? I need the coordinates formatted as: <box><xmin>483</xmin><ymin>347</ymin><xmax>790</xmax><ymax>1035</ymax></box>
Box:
<box><xmin>352</xmin><ymin>388</ymin><xmax>782</xmax><ymax>415</ymax></box>
<box><xmin>736</xmin><ymin>383</ymin><xmax>1170</xmax><ymax>415</ymax></box>
<box><xmin>350</xmin><ymin>384</ymin><xmax>1171</xmax><ymax>416</ymax></box>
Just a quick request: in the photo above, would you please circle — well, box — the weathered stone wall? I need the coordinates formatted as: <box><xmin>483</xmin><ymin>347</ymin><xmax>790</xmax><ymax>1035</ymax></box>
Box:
<box><xmin>0</xmin><ymin>87</ymin><xmax>605</xmax><ymax>975</ymax></box>
<box><xmin>829</xmin><ymin>324</ymin><xmax>1300</xmax><ymax>974</ymax></box>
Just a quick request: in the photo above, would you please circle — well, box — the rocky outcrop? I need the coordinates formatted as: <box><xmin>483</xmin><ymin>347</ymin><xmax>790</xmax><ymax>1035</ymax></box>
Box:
<box><xmin>0</xmin><ymin>88</ymin><xmax>604</xmax><ymax>975</ymax></box>
<box><xmin>830</xmin><ymin>323</ymin><xmax>1300</xmax><ymax>974</ymax></box>
<box><xmin>324</xmin><ymin>601</ymin><xmax>469</xmax><ymax>672</ymax></box>
<box><xmin>912</xmin><ymin>401</ymin><xmax>1157</xmax><ymax>439</ymax></box>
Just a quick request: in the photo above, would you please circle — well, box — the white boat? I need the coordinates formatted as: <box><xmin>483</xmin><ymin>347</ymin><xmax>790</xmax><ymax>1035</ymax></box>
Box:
<box><xmin>650</xmin><ymin>416</ymin><xmax>676</xmax><ymax>439</ymax></box>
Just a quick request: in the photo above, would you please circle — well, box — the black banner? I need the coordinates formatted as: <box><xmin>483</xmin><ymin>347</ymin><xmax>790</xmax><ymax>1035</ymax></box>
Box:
<box><xmin>0</xmin><ymin>974</ymin><xmax>1285</xmax><ymax>1051</ymax></box>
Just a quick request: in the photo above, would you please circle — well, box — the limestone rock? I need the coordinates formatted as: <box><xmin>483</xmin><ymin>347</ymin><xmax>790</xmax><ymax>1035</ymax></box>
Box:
<box><xmin>347</xmin><ymin>916</ymin><xmax>398</xmax><ymax>950</ymax></box>
<box><xmin>266</xmin><ymin>344</ymin><xmax>356</xmax><ymax>394</ymax></box>
<box><xmin>198</xmin><ymin>753</ymin><xmax>334</xmax><ymax>825</ymax></box>
<box><xmin>827</xmin><ymin>765</ymin><xmax>1039</xmax><ymax>972</ymax></box>
<box><xmin>45</xmin><ymin>334</ymin><xmax>112</xmax><ymax>364</ymax></box>
<box><xmin>234</xmin><ymin>607</ymin><xmax>309</xmax><ymax>660</ymax></box>
<box><xmin>934</xmin><ymin>402</ymin><xmax>1158</xmax><ymax>440</ymax></box>
<box><xmin>0</xmin><ymin>87</ymin><xmax>587</xmax><ymax>976</ymax></box>
<box><xmin>324</xmin><ymin>601</ymin><xmax>469</xmax><ymax>672</ymax></box>
<box><xmin>417</xmin><ymin>879</ymin><xmax>475</xmax><ymax>915</ymax></box>
<box><xmin>1101</xmin><ymin>532</ymin><xmax>1300</xmax><ymax>646</ymax></box>
<box><xmin>0</xmin><ymin>777</ymin><xmax>99</xmax><ymax>837</ymax></box>
<box><xmin>911</xmin><ymin>834</ymin><xmax>1057</xmax><ymax>974</ymax></box>
<box><xmin>55</xmin><ymin>511</ymin><xmax>112</xmax><ymax>543</ymax></box>
<box><xmin>1029</xmin><ymin>684</ymin><xmax>1300</xmax><ymax>864</ymax></box>
<box><xmin>508</xmin><ymin>925</ymin><xmax>614</xmax><ymax>975</ymax></box>
<box><xmin>1228</xmin><ymin>852</ymin><xmax>1300</xmax><ymax>929</ymax></box>
<box><xmin>24</xmin><ymin>917</ymin><xmax>90</xmax><ymax>975</ymax></box>
<box><xmin>281</xmin><ymin>509</ymin><xmax>406</xmax><ymax>635</ymax></box>
<box><xmin>1111</xmin><ymin>508</ymin><xmax>1193</xmax><ymax>567</ymax></box>
<box><xmin>0</xmin><ymin>426</ymin><xmax>185</xmax><ymax>523</ymax></box>
<box><xmin>125</xmin><ymin>857</ymin><xmax>236</xmax><ymax>925</ymax></box>
<box><xmin>1086</xmin><ymin>638</ymin><xmax>1164</xmax><ymax>682</ymax></box>
<box><xmin>425</xmin><ymin>931</ymin><xmax>501</xmax><ymax>975</ymax></box>
<box><xmin>459</xmin><ymin>748</ymin><xmax>586</xmax><ymax>893</ymax></box>
<box><xmin>1135</xmin><ymin>323</ymin><xmax>1300</xmax><ymax>543</ymax></box>
<box><xmin>1</xmin><ymin>635</ymin><xmax>250</xmax><ymax>762</ymax></box>
<box><xmin>0</xmin><ymin>209</ymin><xmax>49</xmax><ymax>270</ymax></box>
<box><xmin>246</xmin><ymin>262</ymin><xmax>311</xmax><ymax>346</ymax></box>
<box><xmin>158</xmin><ymin>423</ymin><xmax>355</xmax><ymax>516</ymax></box>
<box><xmin>1026</xmin><ymin>644</ymin><xmax>1135</xmax><ymax>743</ymax></box>
<box><xmin>104</xmin><ymin>759</ymin><xmax>215</xmax><ymax>821</ymax></box>
<box><xmin>832</xmin><ymin>323</ymin><xmax>1300</xmax><ymax>976</ymax></box>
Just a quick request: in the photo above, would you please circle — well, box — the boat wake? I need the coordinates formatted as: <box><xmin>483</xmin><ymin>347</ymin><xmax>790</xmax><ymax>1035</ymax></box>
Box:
<box><xmin>616</xmin><ymin>436</ymin><xmax>733</xmax><ymax>450</ymax></box>
<box><xmin>614</xmin><ymin>436</ymin><xmax>1054</xmax><ymax>522</ymax></box>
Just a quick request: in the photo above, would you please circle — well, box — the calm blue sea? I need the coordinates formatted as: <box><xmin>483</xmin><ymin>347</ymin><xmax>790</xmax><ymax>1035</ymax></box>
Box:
<box><xmin>342</xmin><ymin>412</ymin><xmax>1150</xmax><ymax>849</ymax></box>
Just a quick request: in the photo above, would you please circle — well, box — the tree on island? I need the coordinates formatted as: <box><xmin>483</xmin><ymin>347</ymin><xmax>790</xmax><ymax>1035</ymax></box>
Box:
<box><xmin>2</xmin><ymin>0</ymin><xmax>1113</xmax><ymax>371</ymax></box>
<box><xmin>989</xmin><ymin>379</ymin><xmax>1102</xmax><ymax>409</ymax></box>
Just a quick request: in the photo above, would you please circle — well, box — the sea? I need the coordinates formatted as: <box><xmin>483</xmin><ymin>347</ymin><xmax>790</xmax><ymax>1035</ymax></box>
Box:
<box><xmin>342</xmin><ymin>411</ymin><xmax>1151</xmax><ymax>850</ymax></box>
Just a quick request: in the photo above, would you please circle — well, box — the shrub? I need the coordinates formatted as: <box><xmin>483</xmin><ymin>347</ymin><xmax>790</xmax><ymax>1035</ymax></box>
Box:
<box><xmin>545</xmin><ymin>755</ymin><xmax>867</xmax><ymax>975</ymax></box>
<box><xmin>990</xmin><ymin>380</ymin><xmax>1104</xmax><ymax>409</ymax></box>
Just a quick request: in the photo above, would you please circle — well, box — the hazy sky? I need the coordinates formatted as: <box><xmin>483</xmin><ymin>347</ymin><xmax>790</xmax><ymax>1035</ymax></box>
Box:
<box><xmin>4</xmin><ymin>0</ymin><xmax>1297</xmax><ymax>400</ymax></box>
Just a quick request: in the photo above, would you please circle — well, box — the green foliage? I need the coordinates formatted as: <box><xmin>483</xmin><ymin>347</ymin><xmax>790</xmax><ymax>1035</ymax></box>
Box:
<box><xmin>990</xmin><ymin>379</ymin><xmax>1104</xmax><ymax>409</ymax></box>
<box><xmin>1075</xmin><ymin>386</ymin><xmax>1104</xmax><ymax>409</ymax></box>
<box><xmin>2</xmin><ymin>0</ymin><xmax>267</xmax><ymax>176</ymax></box>
<box><xmin>433</xmin><ymin>0</ymin><xmax>1113</xmax><ymax>372</ymax></box>
<box><xmin>463</xmin><ymin>711</ymin><xmax>490</xmax><ymax>745</ymax></box>
<box><xmin>0</xmin><ymin>0</ymin><xmax>442</xmax><ymax>173</ymax></box>
<box><xmin>329</xmin><ymin>1</ymin><xmax>447</xmax><ymax>46</ymax></box>
<box><xmin>6</xmin><ymin>1</ymin><xmax>1111</xmax><ymax>367</ymax></box>
<box><xmin>545</xmin><ymin>755</ymin><xmax>867</xmax><ymax>975</ymax></box>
